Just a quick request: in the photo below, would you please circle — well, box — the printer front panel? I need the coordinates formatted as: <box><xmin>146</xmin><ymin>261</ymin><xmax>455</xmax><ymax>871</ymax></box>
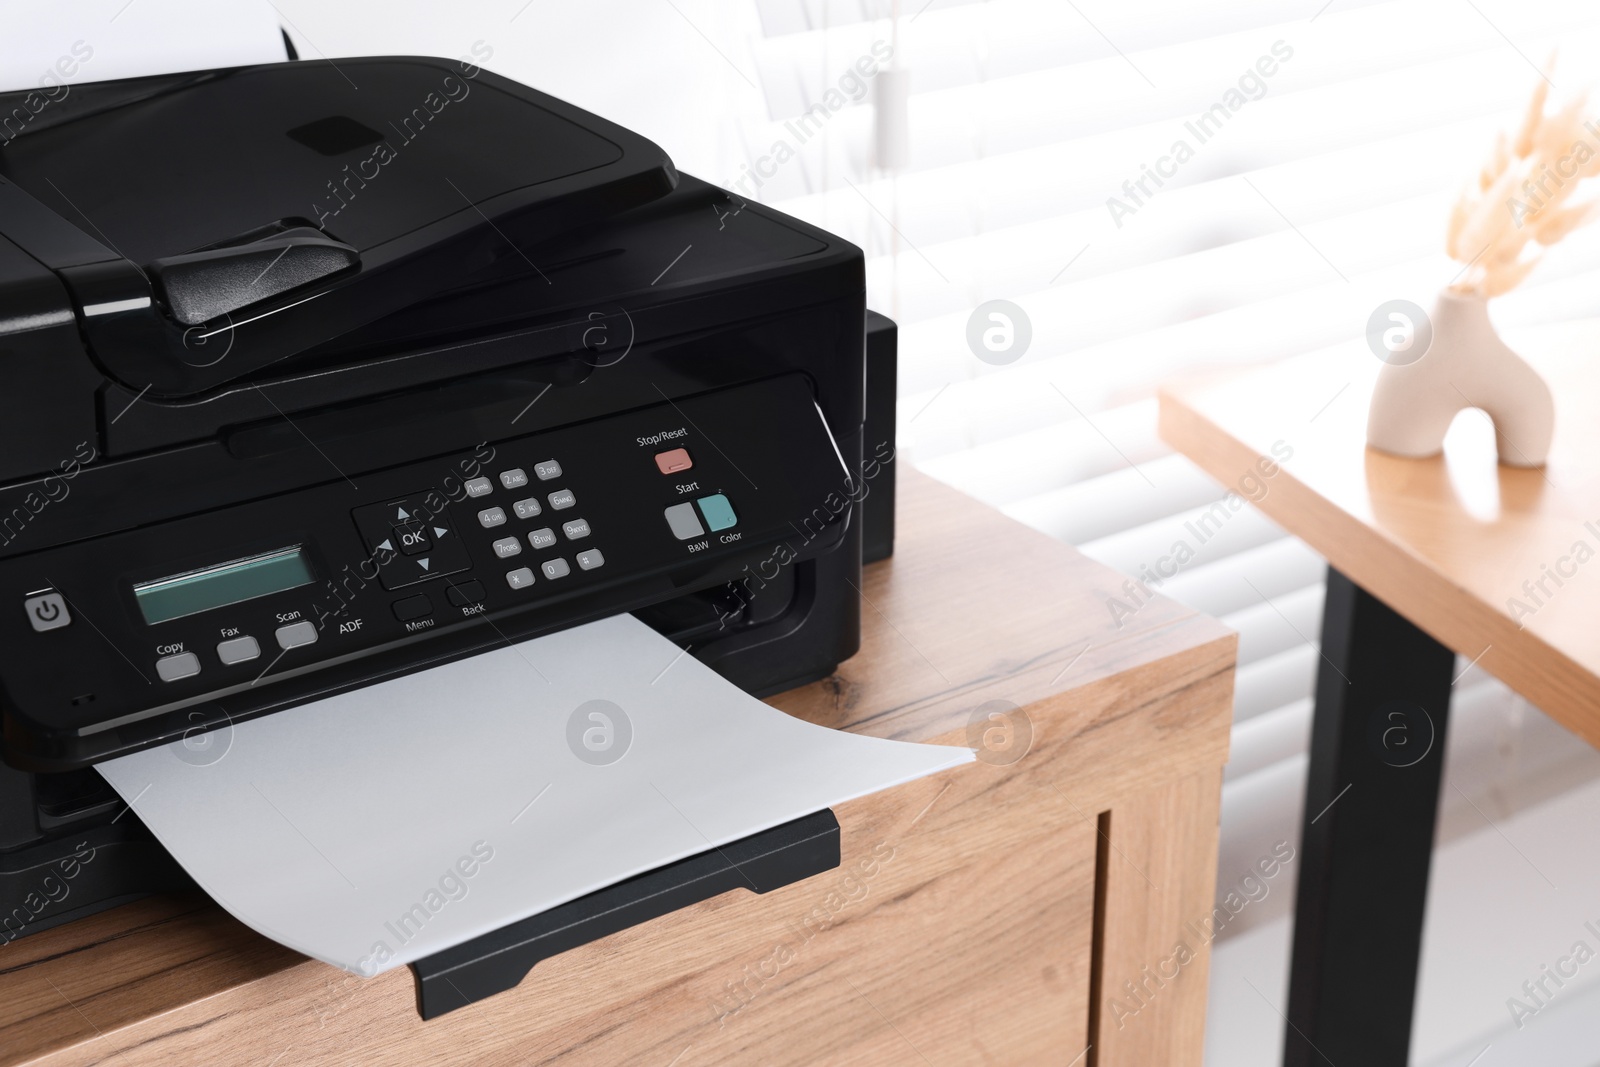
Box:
<box><xmin>0</xmin><ymin>373</ymin><xmax>851</xmax><ymax>770</ymax></box>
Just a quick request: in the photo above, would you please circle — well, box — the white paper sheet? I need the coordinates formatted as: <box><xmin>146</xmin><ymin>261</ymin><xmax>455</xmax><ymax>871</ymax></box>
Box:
<box><xmin>97</xmin><ymin>614</ymin><xmax>971</xmax><ymax>976</ymax></box>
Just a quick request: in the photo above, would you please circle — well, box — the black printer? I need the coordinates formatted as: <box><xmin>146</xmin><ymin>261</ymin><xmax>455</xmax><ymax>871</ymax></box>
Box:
<box><xmin>0</xmin><ymin>56</ymin><xmax>898</xmax><ymax>953</ymax></box>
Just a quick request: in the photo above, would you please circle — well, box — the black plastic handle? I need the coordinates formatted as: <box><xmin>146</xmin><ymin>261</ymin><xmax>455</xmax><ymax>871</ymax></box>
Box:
<box><xmin>149</xmin><ymin>229</ymin><xmax>359</xmax><ymax>326</ymax></box>
<box><xmin>409</xmin><ymin>808</ymin><xmax>841</xmax><ymax>1019</ymax></box>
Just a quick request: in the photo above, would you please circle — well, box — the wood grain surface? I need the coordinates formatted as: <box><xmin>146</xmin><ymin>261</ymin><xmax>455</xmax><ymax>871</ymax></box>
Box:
<box><xmin>1159</xmin><ymin>319</ymin><xmax>1600</xmax><ymax>742</ymax></box>
<box><xmin>0</xmin><ymin>468</ymin><xmax>1236</xmax><ymax>1066</ymax></box>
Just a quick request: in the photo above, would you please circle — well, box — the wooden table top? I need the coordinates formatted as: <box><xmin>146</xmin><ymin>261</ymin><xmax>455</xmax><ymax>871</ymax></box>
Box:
<box><xmin>1160</xmin><ymin>317</ymin><xmax>1600</xmax><ymax>743</ymax></box>
<box><xmin>0</xmin><ymin>468</ymin><xmax>1236</xmax><ymax>1066</ymax></box>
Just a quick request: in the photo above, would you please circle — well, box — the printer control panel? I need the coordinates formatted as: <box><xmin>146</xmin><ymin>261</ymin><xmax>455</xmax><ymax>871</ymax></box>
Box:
<box><xmin>0</xmin><ymin>374</ymin><xmax>852</xmax><ymax>765</ymax></box>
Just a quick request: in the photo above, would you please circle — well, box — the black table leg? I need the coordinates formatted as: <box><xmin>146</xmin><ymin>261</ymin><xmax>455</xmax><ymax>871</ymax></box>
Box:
<box><xmin>1283</xmin><ymin>567</ymin><xmax>1457</xmax><ymax>1067</ymax></box>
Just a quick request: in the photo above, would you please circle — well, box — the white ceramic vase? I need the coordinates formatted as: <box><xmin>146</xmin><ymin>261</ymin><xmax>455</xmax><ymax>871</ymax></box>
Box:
<box><xmin>1366</xmin><ymin>290</ymin><xmax>1554</xmax><ymax>467</ymax></box>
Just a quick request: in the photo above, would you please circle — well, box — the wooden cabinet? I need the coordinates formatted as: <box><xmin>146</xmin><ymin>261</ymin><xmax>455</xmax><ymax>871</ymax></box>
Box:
<box><xmin>0</xmin><ymin>471</ymin><xmax>1235</xmax><ymax>1066</ymax></box>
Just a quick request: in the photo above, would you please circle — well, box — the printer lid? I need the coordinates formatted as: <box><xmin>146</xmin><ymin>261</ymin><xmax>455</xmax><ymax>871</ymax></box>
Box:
<box><xmin>0</xmin><ymin>57</ymin><xmax>678</xmax><ymax>396</ymax></box>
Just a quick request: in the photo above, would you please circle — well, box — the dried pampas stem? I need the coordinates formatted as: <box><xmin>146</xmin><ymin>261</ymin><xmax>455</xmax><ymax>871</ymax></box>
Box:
<box><xmin>1447</xmin><ymin>57</ymin><xmax>1600</xmax><ymax>298</ymax></box>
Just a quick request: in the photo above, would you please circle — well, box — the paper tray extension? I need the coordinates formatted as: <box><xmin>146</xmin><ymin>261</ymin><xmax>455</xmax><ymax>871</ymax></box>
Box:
<box><xmin>409</xmin><ymin>809</ymin><xmax>841</xmax><ymax>1019</ymax></box>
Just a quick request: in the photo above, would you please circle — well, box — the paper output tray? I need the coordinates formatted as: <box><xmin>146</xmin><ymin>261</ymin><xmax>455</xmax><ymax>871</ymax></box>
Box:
<box><xmin>409</xmin><ymin>809</ymin><xmax>841</xmax><ymax>1019</ymax></box>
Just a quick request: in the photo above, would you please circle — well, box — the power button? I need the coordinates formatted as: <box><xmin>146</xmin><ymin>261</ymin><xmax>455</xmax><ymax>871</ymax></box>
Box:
<box><xmin>23</xmin><ymin>592</ymin><xmax>72</xmax><ymax>632</ymax></box>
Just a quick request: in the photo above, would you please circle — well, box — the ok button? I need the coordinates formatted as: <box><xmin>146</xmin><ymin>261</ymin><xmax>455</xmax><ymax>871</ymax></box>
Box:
<box><xmin>395</xmin><ymin>522</ymin><xmax>431</xmax><ymax>556</ymax></box>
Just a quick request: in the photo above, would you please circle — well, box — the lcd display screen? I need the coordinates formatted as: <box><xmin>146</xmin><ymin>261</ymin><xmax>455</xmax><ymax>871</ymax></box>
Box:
<box><xmin>134</xmin><ymin>547</ymin><xmax>315</xmax><ymax>625</ymax></box>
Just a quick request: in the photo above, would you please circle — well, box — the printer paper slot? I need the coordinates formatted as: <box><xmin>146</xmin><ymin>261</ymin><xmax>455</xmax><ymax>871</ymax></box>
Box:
<box><xmin>96</xmin><ymin>614</ymin><xmax>972</xmax><ymax>980</ymax></box>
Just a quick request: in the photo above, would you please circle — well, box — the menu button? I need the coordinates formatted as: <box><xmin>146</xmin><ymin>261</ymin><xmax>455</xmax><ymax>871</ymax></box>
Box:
<box><xmin>392</xmin><ymin>594</ymin><xmax>433</xmax><ymax>622</ymax></box>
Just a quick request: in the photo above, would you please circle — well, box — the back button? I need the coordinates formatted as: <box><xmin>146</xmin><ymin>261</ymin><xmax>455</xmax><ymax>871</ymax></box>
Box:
<box><xmin>447</xmin><ymin>580</ymin><xmax>486</xmax><ymax>607</ymax></box>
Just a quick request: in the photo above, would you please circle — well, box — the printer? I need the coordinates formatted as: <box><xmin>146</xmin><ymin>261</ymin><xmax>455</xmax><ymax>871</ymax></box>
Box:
<box><xmin>0</xmin><ymin>56</ymin><xmax>899</xmax><ymax>958</ymax></box>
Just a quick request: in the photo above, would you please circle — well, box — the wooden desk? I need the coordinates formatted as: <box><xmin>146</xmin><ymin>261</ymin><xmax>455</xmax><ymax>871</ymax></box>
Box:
<box><xmin>0</xmin><ymin>470</ymin><xmax>1235</xmax><ymax>1067</ymax></box>
<box><xmin>1160</xmin><ymin>321</ymin><xmax>1600</xmax><ymax>1066</ymax></box>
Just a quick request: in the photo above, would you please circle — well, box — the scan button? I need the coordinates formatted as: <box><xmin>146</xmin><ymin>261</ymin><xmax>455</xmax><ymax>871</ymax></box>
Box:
<box><xmin>275</xmin><ymin>620</ymin><xmax>318</xmax><ymax>650</ymax></box>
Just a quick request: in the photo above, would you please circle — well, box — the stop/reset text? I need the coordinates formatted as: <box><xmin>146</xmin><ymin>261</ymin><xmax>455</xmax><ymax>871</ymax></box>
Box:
<box><xmin>637</xmin><ymin>427</ymin><xmax>687</xmax><ymax>447</ymax></box>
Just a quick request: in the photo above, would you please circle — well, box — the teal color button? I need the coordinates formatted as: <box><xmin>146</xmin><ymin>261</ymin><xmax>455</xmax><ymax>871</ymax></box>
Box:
<box><xmin>697</xmin><ymin>494</ymin><xmax>738</xmax><ymax>532</ymax></box>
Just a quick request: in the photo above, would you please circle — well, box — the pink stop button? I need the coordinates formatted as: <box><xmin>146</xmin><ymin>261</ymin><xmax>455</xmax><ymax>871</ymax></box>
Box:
<box><xmin>654</xmin><ymin>447</ymin><xmax>692</xmax><ymax>475</ymax></box>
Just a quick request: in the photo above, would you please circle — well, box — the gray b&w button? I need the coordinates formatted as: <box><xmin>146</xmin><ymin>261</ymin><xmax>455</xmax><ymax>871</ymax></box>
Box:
<box><xmin>541</xmin><ymin>558</ymin><xmax>571</xmax><ymax>580</ymax></box>
<box><xmin>663</xmin><ymin>502</ymin><xmax>704</xmax><ymax>540</ymax></box>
